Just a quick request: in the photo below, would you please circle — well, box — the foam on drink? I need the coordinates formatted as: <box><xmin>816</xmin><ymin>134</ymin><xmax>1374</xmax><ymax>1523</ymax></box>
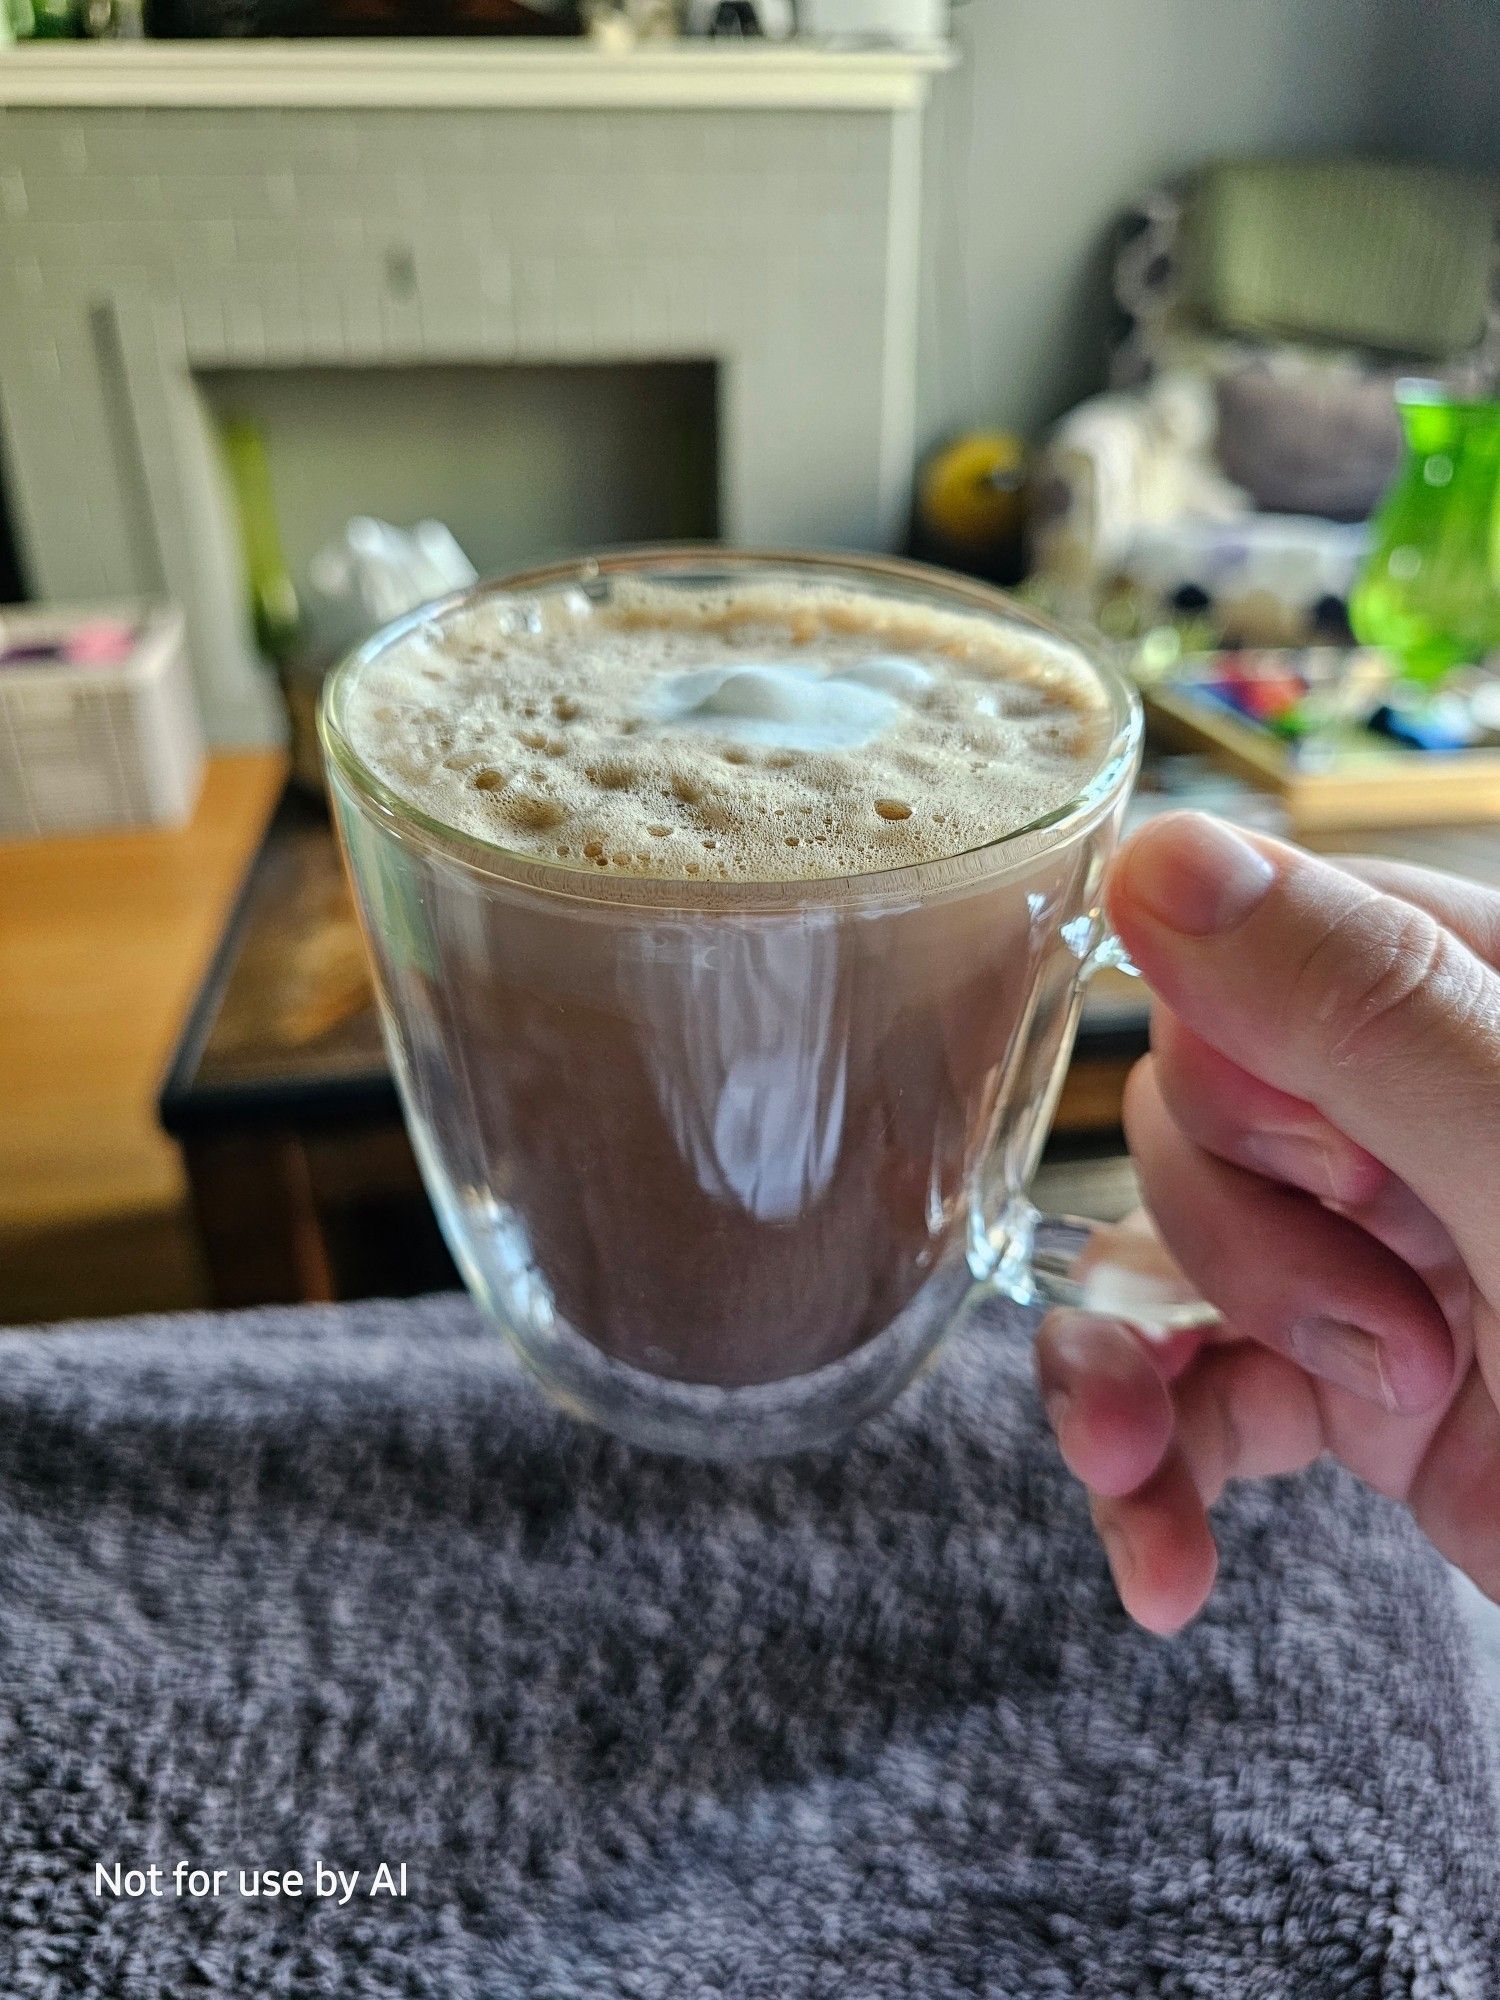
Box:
<box><xmin>342</xmin><ymin>581</ymin><xmax>1111</xmax><ymax>881</ymax></box>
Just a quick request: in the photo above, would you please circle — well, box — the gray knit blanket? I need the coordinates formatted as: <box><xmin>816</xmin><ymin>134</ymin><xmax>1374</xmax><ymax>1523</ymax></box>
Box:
<box><xmin>0</xmin><ymin>1293</ymin><xmax>1496</xmax><ymax>1999</ymax></box>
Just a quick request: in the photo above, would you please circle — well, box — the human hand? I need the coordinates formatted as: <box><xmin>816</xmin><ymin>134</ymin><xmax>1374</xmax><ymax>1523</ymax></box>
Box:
<box><xmin>1037</xmin><ymin>812</ymin><xmax>1500</xmax><ymax>1634</ymax></box>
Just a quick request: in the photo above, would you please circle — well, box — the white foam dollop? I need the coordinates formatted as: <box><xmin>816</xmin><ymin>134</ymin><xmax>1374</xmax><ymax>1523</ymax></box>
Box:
<box><xmin>646</xmin><ymin>655</ymin><xmax>932</xmax><ymax>753</ymax></box>
<box><xmin>832</xmin><ymin>655</ymin><xmax>936</xmax><ymax>701</ymax></box>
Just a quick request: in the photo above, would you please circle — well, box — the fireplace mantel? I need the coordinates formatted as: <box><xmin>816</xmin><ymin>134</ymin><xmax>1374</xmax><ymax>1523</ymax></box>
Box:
<box><xmin>0</xmin><ymin>40</ymin><xmax>951</xmax><ymax>111</ymax></box>
<box><xmin>0</xmin><ymin>39</ymin><xmax>946</xmax><ymax>742</ymax></box>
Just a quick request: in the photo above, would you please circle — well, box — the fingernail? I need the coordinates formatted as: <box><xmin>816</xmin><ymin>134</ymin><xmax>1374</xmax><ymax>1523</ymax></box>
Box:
<box><xmin>1287</xmin><ymin>1315</ymin><xmax>1398</xmax><ymax>1412</ymax></box>
<box><xmin>1122</xmin><ymin>815</ymin><xmax>1276</xmax><ymax>937</ymax></box>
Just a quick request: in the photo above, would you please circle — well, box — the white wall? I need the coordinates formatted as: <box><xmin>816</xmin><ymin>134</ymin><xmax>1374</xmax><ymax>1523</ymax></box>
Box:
<box><xmin>915</xmin><ymin>0</ymin><xmax>1490</xmax><ymax>451</ymax></box>
<box><xmin>1381</xmin><ymin>0</ymin><xmax>1500</xmax><ymax>174</ymax></box>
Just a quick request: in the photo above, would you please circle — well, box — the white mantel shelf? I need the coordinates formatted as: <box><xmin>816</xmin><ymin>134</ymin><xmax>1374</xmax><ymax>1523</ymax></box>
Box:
<box><xmin>0</xmin><ymin>39</ymin><xmax>953</xmax><ymax>111</ymax></box>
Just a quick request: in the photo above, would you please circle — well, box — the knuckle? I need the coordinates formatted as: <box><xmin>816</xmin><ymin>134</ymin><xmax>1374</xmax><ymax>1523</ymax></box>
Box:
<box><xmin>1289</xmin><ymin>892</ymin><xmax>1492</xmax><ymax>1071</ymax></box>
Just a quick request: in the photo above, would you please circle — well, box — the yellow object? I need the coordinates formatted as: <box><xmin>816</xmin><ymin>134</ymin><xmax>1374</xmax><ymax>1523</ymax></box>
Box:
<box><xmin>917</xmin><ymin>432</ymin><xmax>1029</xmax><ymax>554</ymax></box>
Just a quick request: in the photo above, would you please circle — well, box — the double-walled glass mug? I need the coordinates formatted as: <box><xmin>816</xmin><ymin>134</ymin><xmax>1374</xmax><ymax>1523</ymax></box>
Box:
<box><xmin>321</xmin><ymin>549</ymin><xmax>1197</xmax><ymax>1459</ymax></box>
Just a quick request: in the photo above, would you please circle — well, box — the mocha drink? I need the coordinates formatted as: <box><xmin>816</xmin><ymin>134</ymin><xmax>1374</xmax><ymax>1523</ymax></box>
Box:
<box><xmin>334</xmin><ymin>573</ymin><xmax>1115</xmax><ymax>1390</ymax></box>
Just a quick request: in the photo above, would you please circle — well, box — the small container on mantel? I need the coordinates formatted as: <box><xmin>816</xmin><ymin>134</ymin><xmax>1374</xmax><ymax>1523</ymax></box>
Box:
<box><xmin>0</xmin><ymin>605</ymin><xmax>204</xmax><ymax>839</ymax></box>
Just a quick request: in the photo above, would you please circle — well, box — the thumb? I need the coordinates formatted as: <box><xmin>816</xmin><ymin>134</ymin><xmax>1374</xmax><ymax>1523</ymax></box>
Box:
<box><xmin>1108</xmin><ymin>813</ymin><xmax>1500</xmax><ymax>1302</ymax></box>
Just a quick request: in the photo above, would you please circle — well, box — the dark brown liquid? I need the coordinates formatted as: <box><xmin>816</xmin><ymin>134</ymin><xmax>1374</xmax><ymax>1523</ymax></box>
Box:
<box><xmin>372</xmin><ymin>839</ymin><xmax>1095</xmax><ymax>1386</ymax></box>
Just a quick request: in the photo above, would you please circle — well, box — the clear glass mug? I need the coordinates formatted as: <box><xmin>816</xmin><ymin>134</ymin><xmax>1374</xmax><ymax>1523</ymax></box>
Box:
<box><xmin>320</xmin><ymin>549</ymin><xmax>1197</xmax><ymax>1459</ymax></box>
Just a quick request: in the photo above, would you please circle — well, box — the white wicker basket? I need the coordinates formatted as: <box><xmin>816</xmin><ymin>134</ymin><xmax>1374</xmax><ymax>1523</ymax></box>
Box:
<box><xmin>0</xmin><ymin>606</ymin><xmax>204</xmax><ymax>839</ymax></box>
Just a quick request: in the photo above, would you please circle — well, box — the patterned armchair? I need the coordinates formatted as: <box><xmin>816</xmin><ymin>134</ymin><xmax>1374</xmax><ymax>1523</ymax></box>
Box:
<box><xmin>1031</xmin><ymin>160</ymin><xmax>1499</xmax><ymax>644</ymax></box>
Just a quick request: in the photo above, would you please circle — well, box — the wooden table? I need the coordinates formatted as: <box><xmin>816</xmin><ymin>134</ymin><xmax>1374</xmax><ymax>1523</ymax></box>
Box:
<box><xmin>0</xmin><ymin>753</ymin><xmax>285</xmax><ymax>1323</ymax></box>
<box><xmin>158</xmin><ymin>788</ymin><xmax>454</xmax><ymax>1307</ymax></box>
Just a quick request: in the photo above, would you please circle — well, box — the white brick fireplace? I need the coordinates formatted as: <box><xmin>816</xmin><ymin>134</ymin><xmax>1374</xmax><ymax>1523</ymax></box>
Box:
<box><xmin>0</xmin><ymin>43</ymin><xmax>948</xmax><ymax>742</ymax></box>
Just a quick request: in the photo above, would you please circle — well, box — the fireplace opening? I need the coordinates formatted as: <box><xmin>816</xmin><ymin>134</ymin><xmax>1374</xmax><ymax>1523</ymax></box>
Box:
<box><xmin>199</xmin><ymin>358</ymin><xmax>720</xmax><ymax>646</ymax></box>
<box><xmin>197</xmin><ymin>358</ymin><xmax>720</xmax><ymax>779</ymax></box>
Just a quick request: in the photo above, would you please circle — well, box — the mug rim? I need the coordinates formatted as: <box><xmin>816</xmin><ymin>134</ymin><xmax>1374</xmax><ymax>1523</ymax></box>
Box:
<box><xmin>318</xmin><ymin>545</ymin><xmax>1143</xmax><ymax>913</ymax></box>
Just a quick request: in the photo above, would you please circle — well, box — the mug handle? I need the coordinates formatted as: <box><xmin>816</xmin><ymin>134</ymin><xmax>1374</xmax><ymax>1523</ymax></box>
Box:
<box><xmin>990</xmin><ymin>928</ymin><xmax>1222</xmax><ymax>1340</ymax></box>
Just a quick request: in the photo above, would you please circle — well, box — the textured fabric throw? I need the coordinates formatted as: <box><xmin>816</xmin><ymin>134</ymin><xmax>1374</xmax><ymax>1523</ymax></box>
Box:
<box><xmin>1</xmin><ymin>1293</ymin><xmax>1497</xmax><ymax>1998</ymax></box>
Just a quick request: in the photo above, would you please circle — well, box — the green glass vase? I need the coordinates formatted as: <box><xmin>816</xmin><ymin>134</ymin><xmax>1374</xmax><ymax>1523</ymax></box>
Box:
<box><xmin>1350</xmin><ymin>382</ymin><xmax>1500</xmax><ymax>685</ymax></box>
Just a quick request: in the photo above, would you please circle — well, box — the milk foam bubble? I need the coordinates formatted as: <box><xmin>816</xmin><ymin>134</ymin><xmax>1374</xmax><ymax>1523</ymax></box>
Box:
<box><xmin>340</xmin><ymin>582</ymin><xmax>1111</xmax><ymax>882</ymax></box>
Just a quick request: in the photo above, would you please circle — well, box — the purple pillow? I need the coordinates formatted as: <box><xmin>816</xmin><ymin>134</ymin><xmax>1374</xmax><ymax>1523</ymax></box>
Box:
<box><xmin>1215</xmin><ymin>362</ymin><xmax>1403</xmax><ymax>522</ymax></box>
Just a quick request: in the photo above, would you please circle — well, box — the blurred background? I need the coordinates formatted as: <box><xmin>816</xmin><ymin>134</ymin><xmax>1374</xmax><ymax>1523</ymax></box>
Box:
<box><xmin>0</xmin><ymin>0</ymin><xmax>1495</xmax><ymax>1325</ymax></box>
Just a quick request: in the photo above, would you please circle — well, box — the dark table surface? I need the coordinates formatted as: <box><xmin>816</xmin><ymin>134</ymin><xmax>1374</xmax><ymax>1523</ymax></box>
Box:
<box><xmin>160</xmin><ymin>790</ymin><xmax>393</xmax><ymax>1135</ymax></box>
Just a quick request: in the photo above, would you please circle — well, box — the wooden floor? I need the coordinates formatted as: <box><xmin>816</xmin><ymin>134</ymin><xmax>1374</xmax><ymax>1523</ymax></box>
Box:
<box><xmin>0</xmin><ymin>753</ymin><xmax>285</xmax><ymax>1324</ymax></box>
